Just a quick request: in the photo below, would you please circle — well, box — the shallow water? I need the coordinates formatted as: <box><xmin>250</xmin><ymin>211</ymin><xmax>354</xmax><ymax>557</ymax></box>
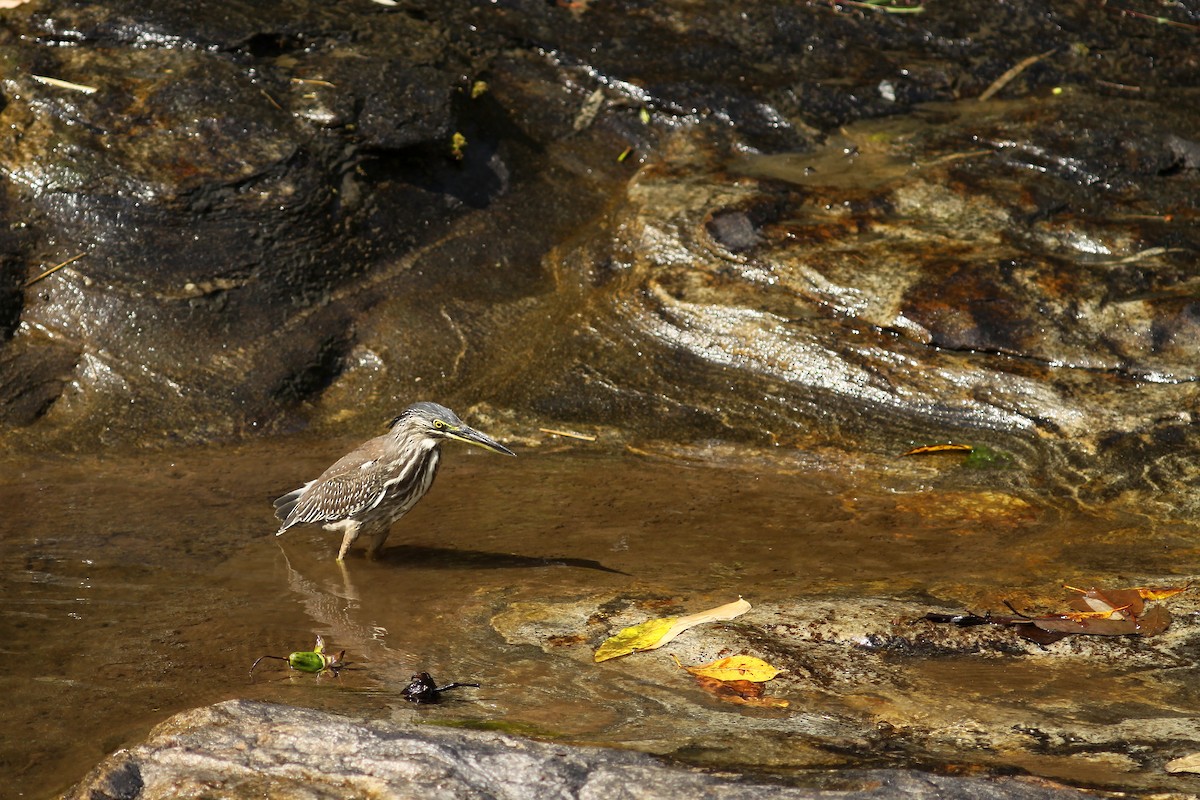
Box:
<box><xmin>2</xmin><ymin>437</ymin><xmax>1197</xmax><ymax>798</ymax></box>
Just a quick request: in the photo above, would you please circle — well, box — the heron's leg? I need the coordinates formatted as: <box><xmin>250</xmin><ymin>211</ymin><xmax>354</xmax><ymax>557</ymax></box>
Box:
<box><xmin>364</xmin><ymin>524</ymin><xmax>392</xmax><ymax>560</ymax></box>
<box><xmin>335</xmin><ymin>521</ymin><xmax>363</xmax><ymax>561</ymax></box>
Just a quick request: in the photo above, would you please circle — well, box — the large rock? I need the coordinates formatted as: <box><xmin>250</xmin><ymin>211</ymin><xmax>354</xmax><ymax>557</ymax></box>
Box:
<box><xmin>0</xmin><ymin>0</ymin><xmax>1196</xmax><ymax>504</ymax></box>
<box><xmin>65</xmin><ymin>699</ymin><xmax>1098</xmax><ymax>800</ymax></box>
<box><xmin>490</xmin><ymin>590</ymin><xmax>1200</xmax><ymax>795</ymax></box>
<box><xmin>0</xmin><ymin>0</ymin><xmax>483</xmax><ymax>441</ymax></box>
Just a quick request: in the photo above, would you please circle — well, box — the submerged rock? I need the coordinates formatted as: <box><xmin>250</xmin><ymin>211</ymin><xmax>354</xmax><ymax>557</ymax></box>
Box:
<box><xmin>64</xmin><ymin>699</ymin><xmax>1098</xmax><ymax>800</ymax></box>
<box><xmin>492</xmin><ymin>591</ymin><xmax>1200</xmax><ymax>795</ymax></box>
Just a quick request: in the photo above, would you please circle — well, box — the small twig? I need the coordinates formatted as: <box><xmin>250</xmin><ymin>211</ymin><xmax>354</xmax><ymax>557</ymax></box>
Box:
<box><xmin>1003</xmin><ymin>600</ymin><xmax>1033</xmax><ymax>620</ymax></box>
<box><xmin>31</xmin><ymin>74</ymin><xmax>98</xmax><ymax>94</ymax></box>
<box><xmin>834</xmin><ymin>0</ymin><xmax>924</xmax><ymax>13</ymax></box>
<box><xmin>573</xmin><ymin>87</ymin><xmax>605</xmax><ymax>132</ymax></box>
<box><xmin>260</xmin><ymin>88</ymin><xmax>283</xmax><ymax>111</ymax></box>
<box><xmin>979</xmin><ymin>49</ymin><xmax>1057</xmax><ymax>102</ymax></box>
<box><xmin>1109</xmin><ymin>213</ymin><xmax>1174</xmax><ymax>222</ymax></box>
<box><xmin>1094</xmin><ymin>80</ymin><xmax>1142</xmax><ymax>93</ymax></box>
<box><xmin>539</xmin><ymin>427</ymin><xmax>597</xmax><ymax>442</ymax></box>
<box><xmin>1112</xmin><ymin>6</ymin><xmax>1200</xmax><ymax>31</ymax></box>
<box><xmin>439</xmin><ymin>307</ymin><xmax>469</xmax><ymax>381</ymax></box>
<box><xmin>24</xmin><ymin>252</ymin><xmax>85</xmax><ymax>287</ymax></box>
<box><xmin>924</xmin><ymin>149</ymin><xmax>993</xmax><ymax>166</ymax></box>
<box><xmin>249</xmin><ymin>655</ymin><xmax>289</xmax><ymax>678</ymax></box>
<box><xmin>1094</xmin><ymin>247</ymin><xmax>1186</xmax><ymax>265</ymax></box>
<box><xmin>290</xmin><ymin>78</ymin><xmax>336</xmax><ymax>88</ymax></box>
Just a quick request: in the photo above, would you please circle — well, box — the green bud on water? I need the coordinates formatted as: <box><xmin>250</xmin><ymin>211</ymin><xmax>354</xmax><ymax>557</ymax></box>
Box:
<box><xmin>288</xmin><ymin>651</ymin><xmax>329</xmax><ymax>673</ymax></box>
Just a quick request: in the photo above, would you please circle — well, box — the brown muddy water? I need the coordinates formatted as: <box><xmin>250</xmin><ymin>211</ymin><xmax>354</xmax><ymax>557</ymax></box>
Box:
<box><xmin>3</xmin><ymin>436</ymin><xmax>1199</xmax><ymax>798</ymax></box>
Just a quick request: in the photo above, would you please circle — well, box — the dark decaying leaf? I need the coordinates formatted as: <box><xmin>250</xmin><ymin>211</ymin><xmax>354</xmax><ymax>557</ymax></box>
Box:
<box><xmin>1065</xmin><ymin>585</ymin><xmax>1144</xmax><ymax>617</ymax></box>
<box><xmin>692</xmin><ymin>675</ymin><xmax>790</xmax><ymax>708</ymax></box>
<box><xmin>1032</xmin><ymin>615</ymin><xmax>1139</xmax><ymax>636</ymax></box>
<box><xmin>924</xmin><ymin>583</ymin><xmax>1185</xmax><ymax>643</ymax></box>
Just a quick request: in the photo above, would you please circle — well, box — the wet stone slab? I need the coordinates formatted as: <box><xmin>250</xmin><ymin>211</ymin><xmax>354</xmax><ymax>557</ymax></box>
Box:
<box><xmin>492</xmin><ymin>591</ymin><xmax>1200</xmax><ymax>793</ymax></box>
<box><xmin>65</xmin><ymin>699</ymin><xmax>1102</xmax><ymax>800</ymax></box>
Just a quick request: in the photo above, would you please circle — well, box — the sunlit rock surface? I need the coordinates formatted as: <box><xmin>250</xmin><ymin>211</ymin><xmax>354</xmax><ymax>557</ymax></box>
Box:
<box><xmin>65</xmin><ymin>699</ymin><xmax>1098</xmax><ymax>800</ymax></box>
<box><xmin>494</xmin><ymin>590</ymin><xmax>1200</xmax><ymax>794</ymax></box>
<box><xmin>0</xmin><ymin>4</ymin><xmax>1197</xmax><ymax>793</ymax></box>
<box><xmin>0</xmin><ymin>1</ymin><xmax>1194</xmax><ymax>516</ymax></box>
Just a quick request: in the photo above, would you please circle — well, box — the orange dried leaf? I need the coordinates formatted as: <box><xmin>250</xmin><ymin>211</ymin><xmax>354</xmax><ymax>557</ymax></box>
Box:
<box><xmin>1135</xmin><ymin>584</ymin><xmax>1191</xmax><ymax>602</ymax></box>
<box><xmin>683</xmin><ymin>655</ymin><xmax>782</xmax><ymax>683</ymax></box>
<box><xmin>1061</xmin><ymin>604</ymin><xmax>1133</xmax><ymax>623</ymax></box>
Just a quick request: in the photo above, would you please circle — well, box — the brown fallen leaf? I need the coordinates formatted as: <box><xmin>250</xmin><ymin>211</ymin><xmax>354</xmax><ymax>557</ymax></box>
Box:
<box><xmin>1064</xmin><ymin>585</ymin><xmax>1143</xmax><ymax>618</ymax></box>
<box><xmin>693</xmin><ymin>675</ymin><xmax>790</xmax><ymax>708</ymax></box>
<box><xmin>1132</xmin><ymin>604</ymin><xmax>1172</xmax><ymax>636</ymax></box>
<box><xmin>926</xmin><ymin>581</ymin><xmax>1180</xmax><ymax>642</ymax></box>
<box><xmin>1032</xmin><ymin>615</ymin><xmax>1139</xmax><ymax>636</ymax></box>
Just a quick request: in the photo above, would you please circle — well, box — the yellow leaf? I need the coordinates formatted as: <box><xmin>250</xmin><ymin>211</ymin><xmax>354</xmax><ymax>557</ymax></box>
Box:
<box><xmin>593</xmin><ymin>598</ymin><xmax>752</xmax><ymax>662</ymax></box>
<box><xmin>901</xmin><ymin>443</ymin><xmax>973</xmax><ymax>456</ymax></box>
<box><xmin>684</xmin><ymin>655</ymin><xmax>782</xmax><ymax>683</ymax></box>
<box><xmin>594</xmin><ymin>617</ymin><xmax>678</xmax><ymax>662</ymax></box>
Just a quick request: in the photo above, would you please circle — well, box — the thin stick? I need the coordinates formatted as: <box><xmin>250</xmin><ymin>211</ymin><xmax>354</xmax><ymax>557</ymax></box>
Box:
<box><xmin>835</xmin><ymin>0</ymin><xmax>924</xmax><ymax>13</ymax></box>
<box><xmin>539</xmin><ymin>427</ymin><xmax>597</xmax><ymax>442</ymax></box>
<box><xmin>23</xmin><ymin>252</ymin><xmax>85</xmax><ymax>287</ymax></box>
<box><xmin>249</xmin><ymin>655</ymin><xmax>289</xmax><ymax>678</ymax></box>
<box><xmin>979</xmin><ymin>49</ymin><xmax>1056</xmax><ymax>102</ymax></box>
<box><xmin>1113</xmin><ymin>7</ymin><xmax>1200</xmax><ymax>31</ymax></box>
<box><xmin>260</xmin><ymin>88</ymin><xmax>283</xmax><ymax>111</ymax></box>
<box><xmin>31</xmin><ymin>74</ymin><xmax>98</xmax><ymax>94</ymax></box>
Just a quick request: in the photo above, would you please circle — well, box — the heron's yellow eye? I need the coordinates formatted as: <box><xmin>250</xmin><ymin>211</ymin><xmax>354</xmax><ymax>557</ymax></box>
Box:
<box><xmin>433</xmin><ymin>419</ymin><xmax>445</xmax><ymax>430</ymax></box>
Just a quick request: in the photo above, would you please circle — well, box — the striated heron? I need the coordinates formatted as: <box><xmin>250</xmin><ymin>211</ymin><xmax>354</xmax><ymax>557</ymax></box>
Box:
<box><xmin>274</xmin><ymin>402</ymin><xmax>515</xmax><ymax>561</ymax></box>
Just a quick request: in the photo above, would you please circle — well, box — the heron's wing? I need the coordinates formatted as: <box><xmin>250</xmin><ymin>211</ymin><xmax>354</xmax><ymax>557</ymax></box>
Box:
<box><xmin>277</xmin><ymin>437</ymin><xmax>406</xmax><ymax>529</ymax></box>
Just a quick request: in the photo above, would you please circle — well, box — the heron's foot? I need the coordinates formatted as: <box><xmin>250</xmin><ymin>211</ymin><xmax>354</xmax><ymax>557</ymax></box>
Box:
<box><xmin>336</xmin><ymin>527</ymin><xmax>361</xmax><ymax>561</ymax></box>
<box><xmin>364</xmin><ymin>530</ymin><xmax>390</xmax><ymax>560</ymax></box>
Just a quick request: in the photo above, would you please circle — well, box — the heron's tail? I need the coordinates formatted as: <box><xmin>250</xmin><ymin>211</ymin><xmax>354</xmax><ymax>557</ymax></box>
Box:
<box><xmin>273</xmin><ymin>488</ymin><xmax>304</xmax><ymax>534</ymax></box>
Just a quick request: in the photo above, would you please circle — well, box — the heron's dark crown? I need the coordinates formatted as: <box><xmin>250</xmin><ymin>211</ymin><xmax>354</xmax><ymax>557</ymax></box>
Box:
<box><xmin>388</xmin><ymin>402</ymin><xmax>462</xmax><ymax>433</ymax></box>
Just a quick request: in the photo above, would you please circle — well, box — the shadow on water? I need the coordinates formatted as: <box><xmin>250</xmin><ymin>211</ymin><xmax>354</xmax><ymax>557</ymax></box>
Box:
<box><xmin>377</xmin><ymin>545</ymin><xmax>629</xmax><ymax>575</ymax></box>
<box><xmin>2</xmin><ymin>437</ymin><xmax>1198</xmax><ymax>797</ymax></box>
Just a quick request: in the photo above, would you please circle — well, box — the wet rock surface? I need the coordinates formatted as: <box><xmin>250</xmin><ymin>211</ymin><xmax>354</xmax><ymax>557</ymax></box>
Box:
<box><xmin>0</xmin><ymin>0</ymin><xmax>481</xmax><ymax>438</ymax></box>
<box><xmin>493</xmin><ymin>590</ymin><xmax>1200</xmax><ymax>794</ymax></box>
<box><xmin>0</xmin><ymin>0</ymin><xmax>1191</xmax><ymax>504</ymax></box>
<box><xmin>1</xmin><ymin>1</ymin><xmax>1199</xmax><ymax>798</ymax></box>
<box><xmin>65</xmin><ymin>699</ymin><xmax>1098</xmax><ymax>800</ymax></box>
